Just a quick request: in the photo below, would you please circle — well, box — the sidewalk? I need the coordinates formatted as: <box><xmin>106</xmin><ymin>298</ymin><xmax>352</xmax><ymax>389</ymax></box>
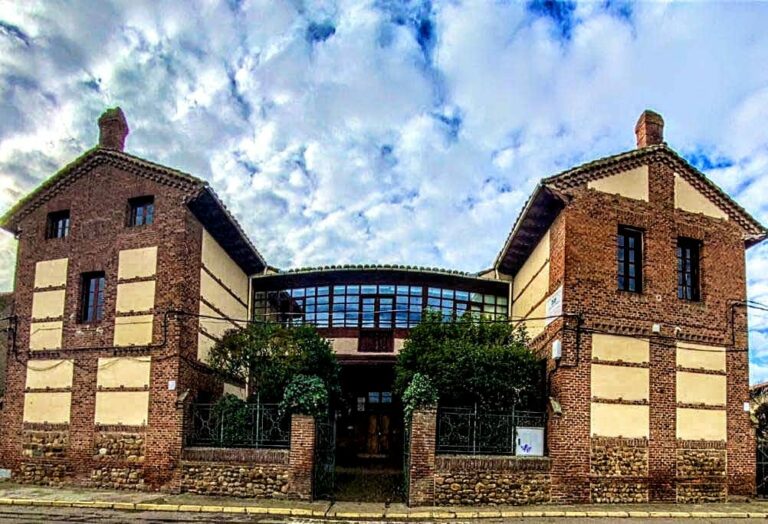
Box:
<box><xmin>1</xmin><ymin>482</ymin><xmax>768</xmax><ymax>519</ymax></box>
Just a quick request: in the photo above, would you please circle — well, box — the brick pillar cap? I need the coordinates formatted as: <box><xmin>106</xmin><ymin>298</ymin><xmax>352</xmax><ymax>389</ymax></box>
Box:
<box><xmin>635</xmin><ymin>109</ymin><xmax>664</xmax><ymax>148</ymax></box>
<box><xmin>98</xmin><ymin>107</ymin><xmax>129</xmax><ymax>151</ymax></box>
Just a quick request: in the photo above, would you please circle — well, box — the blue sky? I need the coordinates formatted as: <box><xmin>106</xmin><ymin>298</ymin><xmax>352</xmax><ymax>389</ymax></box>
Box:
<box><xmin>1</xmin><ymin>0</ymin><xmax>767</xmax><ymax>381</ymax></box>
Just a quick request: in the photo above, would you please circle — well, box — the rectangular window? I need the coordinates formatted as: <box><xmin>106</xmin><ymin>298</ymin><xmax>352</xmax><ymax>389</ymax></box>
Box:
<box><xmin>128</xmin><ymin>196</ymin><xmax>154</xmax><ymax>227</ymax></box>
<box><xmin>617</xmin><ymin>226</ymin><xmax>643</xmax><ymax>293</ymax></box>
<box><xmin>46</xmin><ymin>210</ymin><xmax>70</xmax><ymax>239</ymax></box>
<box><xmin>677</xmin><ymin>238</ymin><xmax>701</xmax><ymax>301</ymax></box>
<box><xmin>81</xmin><ymin>272</ymin><xmax>106</xmax><ymax>323</ymax></box>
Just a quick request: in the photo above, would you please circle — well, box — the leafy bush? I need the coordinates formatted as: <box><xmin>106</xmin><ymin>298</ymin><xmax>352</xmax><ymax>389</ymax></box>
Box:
<box><xmin>402</xmin><ymin>373</ymin><xmax>438</xmax><ymax>419</ymax></box>
<box><xmin>211</xmin><ymin>394</ymin><xmax>250</xmax><ymax>446</ymax></box>
<box><xmin>280</xmin><ymin>374</ymin><xmax>329</xmax><ymax>418</ymax></box>
<box><xmin>395</xmin><ymin>310</ymin><xmax>545</xmax><ymax>409</ymax></box>
<box><xmin>208</xmin><ymin>322</ymin><xmax>340</xmax><ymax>403</ymax></box>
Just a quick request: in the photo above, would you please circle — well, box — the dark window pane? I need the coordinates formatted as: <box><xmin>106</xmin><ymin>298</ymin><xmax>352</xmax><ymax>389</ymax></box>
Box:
<box><xmin>81</xmin><ymin>272</ymin><xmax>105</xmax><ymax>323</ymax></box>
<box><xmin>128</xmin><ymin>196</ymin><xmax>154</xmax><ymax>227</ymax></box>
<box><xmin>617</xmin><ymin>226</ymin><xmax>643</xmax><ymax>293</ymax></box>
<box><xmin>46</xmin><ymin>210</ymin><xmax>70</xmax><ymax>239</ymax></box>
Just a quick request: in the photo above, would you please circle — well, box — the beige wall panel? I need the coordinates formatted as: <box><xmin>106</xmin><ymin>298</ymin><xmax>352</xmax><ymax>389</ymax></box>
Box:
<box><xmin>332</xmin><ymin>338</ymin><xmax>358</xmax><ymax>354</ymax></box>
<box><xmin>676</xmin><ymin>408</ymin><xmax>727</xmax><ymax>441</ymax></box>
<box><xmin>23</xmin><ymin>392</ymin><xmax>71</xmax><ymax>423</ymax></box>
<box><xmin>200</xmin><ymin>270</ymin><xmax>247</xmax><ymax>320</ymax></box>
<box><xmin>117</xmin><ymin>246</ymin><xmax>158</xmax><ymax>280</ymax></box>
<box><xmin>115</xmin><ymin>281</ymin><xmax>156</xmax><ymax>313</ymax></box>
<box><xmin>223</xmin><ymin>382</ymin><xmax>247</xmax><ymax>400</ymax></box>
<box><xmin>513</xmin><ymin>229</ymin><xmax>550</xmax><ymax>298</ymax></box>
<box><xmin>394</xmin><ymin>338</ymin><xmax>406</xmax><ymax>353</ymax></box>
<box><xmin>95</xmin><ymin>391</ymin><xmax>149</xmax><ymax>426</ymax></box>
<box><xmin>26</xmin><ymin>359</ymin><xmax>74</xmax><ymax>389</ymax></box>
<box><xmin>587</xmin><ymin>165</ymin><xmax>649</xmax><ymax>201</ymax></box>
<box><xmin>202</xmin><ymin>230</ymin><xmax>249</xmax><ymax>301</ymax></box>
<box><xmin>676</xmin><ymin>372</ymin><xmax>727</xmax><ymax>406</ymax></box>
<box><xmin>512</xmin><ymin>266</ymin><xmax>549</xmax><ymax>318</ymax></box>
<box><xmin>113</xmin><ymin>315</ymin><xmax>153</xmax><ymax>347</ymax></box>
<box><xmin>198</xmin><ymin>333</ymin><xmax>215</xmax><ymax>363</ymax></box>
<box><xmin>591</xmin><ymin>364</ymin><xmax>649</xmax><ymax>401</ymax></box>
<box><xmin>676</xmin><ymin>342</ymin><xmax>725</xmax><ymax>371</ymax></box>
<box><xmin>97</xmin><ymin>356</ymin><xmax>151</xmax><ymax>388</ymax></box>
<box><xmin>34</xmin><ymin>258</ymin><xmax>68</xmax><ymax>289</ymax></box>
<box><xmin>590</xmin><ymin>403</ymin><xmax>649</xmax><ymax>438</ymax></box>
<box><xmin>592</xmin><ymin>334</ymin><xmax>649</xmax><ymax>363</ymax></box>
<box><xmin>674</xmin><ymin>174</ymin><xmax>729</xmax><ymax>220</ymax></box>
<box><xmin>29</xmin><ymin>321</ymin><xmax>63</xmax><ymax>350</ymax></box>
<box><xmin>517</xmin><ymin>301</ymin><xmax>547</xmax><ymax>340</ymax></box>
<box><xmin>198</xmin><ymin>301</ymin><xmax>239</xmax><ymax>340</ymax></box>
<box><xmin>31</xmin><ymin>289</ymin><xmax>66</xmax><ymax>319</ymax></box>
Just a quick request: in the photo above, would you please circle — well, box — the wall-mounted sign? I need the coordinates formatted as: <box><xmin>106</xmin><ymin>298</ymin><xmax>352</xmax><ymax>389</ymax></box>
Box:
<box><xmin>357</xmin><ymin>397</ymin><xmax>366</xmax><ymax>412</ymax></box>
<box><xmin>516</xmin><ymin>427</ymin><xmax>544</xmax><ymax>456</ymax></box>
<box><xmin>545</xmin><ymin>285</ymin><xmax>563</xmax><ymax>326</ymax></box>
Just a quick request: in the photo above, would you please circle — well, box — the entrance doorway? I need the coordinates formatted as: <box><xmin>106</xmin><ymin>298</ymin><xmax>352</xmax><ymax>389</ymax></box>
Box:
<box><xmin>333</xmin><ymin>361</ymin><xmax>404</xmax><ymax>502</ymax></box>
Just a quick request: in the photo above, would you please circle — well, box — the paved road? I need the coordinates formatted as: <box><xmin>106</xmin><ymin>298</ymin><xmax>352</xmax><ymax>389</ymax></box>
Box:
<box><xmin>1</xmin><ymin>506</ymin><xmax>767</xmax><ymax>524</ymax></box>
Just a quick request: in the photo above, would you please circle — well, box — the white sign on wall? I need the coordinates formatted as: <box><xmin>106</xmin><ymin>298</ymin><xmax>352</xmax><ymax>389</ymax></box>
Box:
<box><xmin>515</xmin><ymin>427</ymin><xmax>545</xmax><ymax>456</ymax></box>
<box><xmin>544</xmin><ymin>285</ymin><xmax>563</xmax><ymax>326</ymax></box>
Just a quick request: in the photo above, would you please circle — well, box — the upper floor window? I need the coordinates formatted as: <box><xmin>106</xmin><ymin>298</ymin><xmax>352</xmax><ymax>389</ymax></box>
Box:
<box><xmin>617</xmin><ymin>226</ymin><xmax>643</xmax><ymax>293</ymax></box>
<box><xmin>128</xmin><ymin>196</ymin><xmax>154</xmax><ymax>227</ymax></box>
<box><xmin>677</xmin><ymin>237</ymin><xmax>701</xmax><ymax>301</ymax></box>
<box><xmin>46</xmin><ymin>210</ymin><xmax>70</xmax><ymax>239</ymax></box>
<box><xmin>80</xmin><ymin>272</ymin><xmax>105</xmax><ymax>323</ymax></box>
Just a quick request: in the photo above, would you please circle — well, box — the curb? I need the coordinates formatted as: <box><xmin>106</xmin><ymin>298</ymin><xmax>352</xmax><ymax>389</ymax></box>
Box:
<box><xmin>0</xmin><ymin>498</ymin><xmax>766</xmax><ymax>519</ymax></box>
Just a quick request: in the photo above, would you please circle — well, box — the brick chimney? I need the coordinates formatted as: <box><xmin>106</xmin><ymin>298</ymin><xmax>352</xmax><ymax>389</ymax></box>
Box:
<box><xmin>634</xmin><ymin>110</ymin><xmax>664</xmax><ymax>148</ymax></box>
<box><xmin>98</xmin><ymin>107</ymin><xmax>129</xmax><ymax>151</ymax></box>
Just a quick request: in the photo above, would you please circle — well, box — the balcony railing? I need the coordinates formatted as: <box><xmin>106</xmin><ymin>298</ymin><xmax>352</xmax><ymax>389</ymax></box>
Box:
<box><xmin>436</xmin><ymin>405</ymin><xmax>546</xmax><ymax>456</ymax></box>
<box><xmin>185</xmin><ymin>402</ymin><xmax>290</xmax><ymax>449</ymax></box>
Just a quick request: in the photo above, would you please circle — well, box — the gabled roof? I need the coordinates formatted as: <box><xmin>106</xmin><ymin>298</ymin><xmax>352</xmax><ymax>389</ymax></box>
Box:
<box><xmin>0</xmin><ymin>147</ymin><xmax>266</xmax><ymax>274</ymax></box>
<box><xmin>494</xmin><ymin>144</ymin><xmax>768</xmax><ymax>274</ymax></box>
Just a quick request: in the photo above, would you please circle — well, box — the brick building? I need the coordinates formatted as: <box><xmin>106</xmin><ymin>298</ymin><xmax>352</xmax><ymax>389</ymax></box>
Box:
<box><xmin>0</xmin><ymin>108</ymin><xmax>764</xmax><ymax>503</ymax></box>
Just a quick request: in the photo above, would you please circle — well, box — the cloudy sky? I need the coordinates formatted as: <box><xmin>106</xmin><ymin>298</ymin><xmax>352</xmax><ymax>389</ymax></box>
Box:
<box><xmin>1</xmin><ymin>0</ymin><xmax>767</xmax><ymax>380</ymax></box>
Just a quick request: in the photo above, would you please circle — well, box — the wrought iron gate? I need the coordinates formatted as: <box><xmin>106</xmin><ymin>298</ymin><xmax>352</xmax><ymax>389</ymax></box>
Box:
<box><xmin>758</xmin><ymin>441</ymin><xmax>768</xmax><ymax>496</ymax></box>
<box><xmin>313</xmin><ymin>418</ymin><xmax>336</xmax><ymax>500</ymax></box>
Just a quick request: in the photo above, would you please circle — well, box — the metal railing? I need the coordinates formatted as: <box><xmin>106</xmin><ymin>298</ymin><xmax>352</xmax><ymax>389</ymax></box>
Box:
<box><xmin>185</xmin><ymin>402</ymin><xmax>290</xmax><ymax>448</ymax></box>
<box><xmin>436</xmin><ymin>405</ymin><xmax>546</xmax><ymax>456</ymax></box>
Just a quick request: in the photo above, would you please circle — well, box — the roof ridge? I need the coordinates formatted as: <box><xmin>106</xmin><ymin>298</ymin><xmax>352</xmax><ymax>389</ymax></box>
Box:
<box><xmin>266</xmin><ymin>263</ymin><xmax>479</xmax><ymax>278</ymax></box>
<box><xmin>0</xmin><ymin>148</ymin><xmax>206</xmax><ymax>230</ymax></box>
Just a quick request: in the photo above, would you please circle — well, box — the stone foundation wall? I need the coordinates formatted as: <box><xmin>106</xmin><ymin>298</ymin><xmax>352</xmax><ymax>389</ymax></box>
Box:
<box><xmin>590</xmin><ymin>438</ymin><xmax>648</xmax><ymax>503</ymax></box>
<box><xmin>88</xmin><ymin>431</ymin><xmax>147</xmax><ymax>489</ymax></box>
<box><xmin>90</xmin><ymin>465</ymin><xmax>145</xmax><ymax>490</ymax></box>
<box><xmin>434</xmin><ymin>456</ymin><xmax>551</xmax><ymax>505</ymax></box>
<box><xmin>180</xmin><ymin>463</ymin><xmax>290</xmax><ymax>497</ymax></box>
<box><xmin>675</xmin><ymin>446</ymin><xmax>727</xmax><ymax>502</ymax></box>
<box><xmin>18</xmin><ymin>462</ymin><xmax>69</xmax><ymax>486</ymax></box>
<box><xmin>22</xmin><ymin>430</ymin><xmax>69</xmax><ymax>459</ymax></box>
<box><xmin>179</xmin><ymin>447</ymin><xmax>291</xmax><ymax>498</ymax></box>
<box><xmin>93</xmin><ymin>432</ymin><xmax>145</xmax><ymax>462</ymax></box>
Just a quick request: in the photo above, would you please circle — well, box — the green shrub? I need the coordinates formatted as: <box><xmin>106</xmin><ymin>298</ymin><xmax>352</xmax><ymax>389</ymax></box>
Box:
<box><xmin>402</xmin><ymin>373</ymin><xmax>438</xmax><ymax>419</ymax></box>
<box><xmin>395</xmin><ymin>310</ymin><xmax>544</xmax><ymax>409</ymax></box>
<box><xmin>211</xmin><ymin>394</ymin><xmax>250</xmax><ymax>446</ymax></box>
<box><xmin>280</xmin><ymin>374</ymin><xmax>329</xmax><ymax>418</ymax></box>
<box><xmin>208</xmin><ymin>322</ymin><xmax>339</xmax><ymax>403</ymax></box>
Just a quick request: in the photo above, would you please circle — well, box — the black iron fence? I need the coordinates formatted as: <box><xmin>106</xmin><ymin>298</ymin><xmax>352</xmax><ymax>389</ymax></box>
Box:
<box><xmin>185</xmin><ymin>402</ymin><xmax>290</xmax><ymax>448</ymax></box>
<box><xmin>436</xmin><ymin>405</ymin><xmax>546</xmax><ymax>456</ymax></box>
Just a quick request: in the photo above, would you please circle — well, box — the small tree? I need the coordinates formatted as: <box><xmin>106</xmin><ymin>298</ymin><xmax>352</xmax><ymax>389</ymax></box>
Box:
<box><xmin>281</xmin><ymin>375</ymin><xmax>329</xmax><ymax>418</ymax></box>
<box><xmin>208</xmin><ymin>322</ymin><xmax>340</xmax><ymax>403</ymax></box>
<box><xmin>395</xmin><ymin>310</ymin><xmax>544</xmax><ymax>409</ymax></box>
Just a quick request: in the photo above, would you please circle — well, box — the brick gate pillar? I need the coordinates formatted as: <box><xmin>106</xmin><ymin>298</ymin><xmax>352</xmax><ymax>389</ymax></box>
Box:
<box><xmin>288</xmin><ymin>414</ymin><xmax>315</xmax><ymax>500</ymax></box>
<box><xmin>408</xmin><ymin>408</ymin><xmax>437</xmax><ymax>506</ymax></box>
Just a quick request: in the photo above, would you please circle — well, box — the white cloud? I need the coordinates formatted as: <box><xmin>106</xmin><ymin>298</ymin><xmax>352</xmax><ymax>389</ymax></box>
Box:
<box><xmin>1</xmin><ymin>0</ymin><xmax>768</xmax><ymax>380</ymax></box>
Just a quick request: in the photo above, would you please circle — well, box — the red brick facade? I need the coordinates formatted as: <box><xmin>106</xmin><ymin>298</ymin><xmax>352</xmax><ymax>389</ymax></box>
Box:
<box><xmin>0</xmin><ymin>109</ymin><xmax>764</xmax><ymax>506</ymax></box>
<box><xmin>0</xmin><ymin>151</ymin><xmax>225</xmax><ymax>489</ymax></box>
<box><xmin>509</xmin><ymin>144</ymin><xmax>761</xmax><ymax>504</ymax></box>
